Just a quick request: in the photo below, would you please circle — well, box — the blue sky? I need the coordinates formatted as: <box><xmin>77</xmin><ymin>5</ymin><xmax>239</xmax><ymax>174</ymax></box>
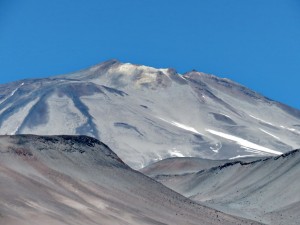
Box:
<box><xmin>1</xmin><ymin>0</ymin><xmax>300</xmax><ymax>108</ymax></box>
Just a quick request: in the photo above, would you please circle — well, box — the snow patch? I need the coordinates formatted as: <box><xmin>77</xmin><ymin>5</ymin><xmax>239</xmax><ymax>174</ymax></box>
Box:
<box><xmin>169</xmin><ymin>148</ymin><xmax>185</xmax><ymax>157</ymax></box>
<box><xmin>171</xmin><ymin>121</ymin><xmax>200</xmax><ymax>134</ymax></box>
<box><xmin>229</xmin><ymin>154</ymin><xmax>257</xmax><ymax>160</ymax></box>
<box><xmin>0</xmin><ymin>82</ymin><xmax>25</xmax><ymax>105</ymax></box>
<box><xmin>259</xmin><ymin>128</ymin><xmax>280</xmax><ymax>140</ymax></box>
<box><xmin>154</xmin><ymin>154</ymin><xmax>163</xmax><ymax>161</ymax></box>
<box><xmin>240</xmin><ymin>146</ymin><xmax>266</xmax><ymax>154</ymax></box>
<box><xmin>158</xmin><ymin>118</ymin><xmax>202</xmax><ymax>135</ymax></box>
<box><xmin>1</xmin><ymin>98</ymin><xmax>39</xmax><ymax>135</ymax></box>
<box><xmin>280</xmin><ymin>125</ymin><xmax>300</xmax><ymax>135</ymax></box>
<box><xmin>10</xmin><ymin>82</ymin><xmax>24</xmax><ymax>97</ymax></box>
<box><xmin>249</xmin><ymin>114</ymin><xmax>274</xmax><ymax>126</ymax></box>
<box><xmin>219</xmin><ymin>113</ymin><xmax>232</xmax><ymax>118</ymax></box>
<box><xmin>206</xmin><ymin>129</ymin><xmax>282</xmax><ymax>155</ymax></box>
<box><xmin>180</xmin><ymin>75</ymin><xmax>187</xmax><ymax>80</ymax></box>
<box><xmin>210</xmin><ymin>142</ymin><xmax>222</xmax><ymax>153</ymax></box>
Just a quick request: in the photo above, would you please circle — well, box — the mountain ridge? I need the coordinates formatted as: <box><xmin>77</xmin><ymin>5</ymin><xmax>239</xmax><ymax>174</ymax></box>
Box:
<box><xmin>0</xmin><ymin>134</ymin><xmax>260</xmax><ymax>225</ymax></box>
<box><xmin>146</xmin><ymin>148</ymin><xmax>300</xmax><ymax>225</ymax></box>
<box><xmin>1</xmin><ymin>59</ymin><xmax>300</xmax><ymax>168</ymax></box>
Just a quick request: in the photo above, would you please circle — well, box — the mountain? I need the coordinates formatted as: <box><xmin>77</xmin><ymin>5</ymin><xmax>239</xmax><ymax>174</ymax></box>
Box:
<box><xmin>1</xmin><ymin>59</ymin><xmax>300</xmax><ymax>168</ymax></box>
<box><xmin>144</xmin><ymin>150</ymin><xmax>300</xmax><ymax>225</ymax></box>
<box><xmin>140</xmin><ymin>156</ymin><xmax>265</xmax><ymax>177</ymax></box>
<box><xmin>0</xmin><ymin>135</ymin><xmax>260</xmax><ymax>225</ymax></box>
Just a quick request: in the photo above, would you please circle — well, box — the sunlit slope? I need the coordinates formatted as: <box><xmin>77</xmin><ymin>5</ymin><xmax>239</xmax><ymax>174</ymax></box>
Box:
<box><xmin>0</xmin><ymin>135</ymin><xmax>259</xmax><ymax>225</ymax></box>
<box><xmin>1</xmin><ymin>60</ymin><xmax>300</xmax><ymax>168</ymax></box>
<box><xmin>150</xmin><ymin>150</ymin><xmax>300</xmax><ymax>225</ymax></box>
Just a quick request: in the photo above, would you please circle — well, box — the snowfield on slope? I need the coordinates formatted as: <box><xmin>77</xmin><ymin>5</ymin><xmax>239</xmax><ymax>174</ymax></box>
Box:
<box><xmin>0</xmin><ymin>59</ymin><xmax>300</xmax><ymax>168</ymax></box>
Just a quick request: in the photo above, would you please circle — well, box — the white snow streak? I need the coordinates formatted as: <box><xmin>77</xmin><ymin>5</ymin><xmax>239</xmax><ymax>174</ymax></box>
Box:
<box><xmin>287</xmin><ymin>128</ymin><xmax>300</xmax><ymax>134</ymax></box>
<box><xmin>169</xmin><ymin>148</ymin><xmax>185</xmax><ymax>157</ymax></box>
<box><xmin>171</xmin><ymin>121</ymin><xmax>200</xmax><ymax>134</ymax></box>
<box><xmin>158</xmin><ymin>118</ymin><xmax>203</xmax><ymax>135</ymax></box>
<box><xmin>229</xmin><ymin>154</ymin><xmax>257</xmax><ymax>160</ymax></box>
<box><xmin>10</xmin><ymin>82</ymin><xmax>24</xmax><ymax>98</ymax></box>
<box><xmin>280</xmin><ymin>125</ymin><xmax>300</xmax><ymax>135</ymax></box>
<box><xmin>180</xmin><ymin>75</ymin><xmax>187</xmax><ymax>80</ymax></box>
<box><xmin>250</xmin><ymin>115</ymin><xmax>300</xmax><ymax>135</ymax></box>
<box><xmin>249</xmin><ymin>114</ymin><xmax>274</xmax><ymax>126</ymax></box>
<box><xmin>219</xmin><ymin>113</ymin><xmax>232</xmax><ymax>118</ymax></box>
<box><xmin>11</xmin><ymin>125</ymin><xmax>20</xmax><ymax>135</ymax></box>
<box><xmin>240</xmin><ymin>146</ymin><xmax>266</xmax><ymax>154</ymax></box>
<box><xmin>259</xmin><ymin>128</ymin><xmax>280</xmax><ymax>140</ymax></box>
<box><xmin>154</xmin><ymin>154</ymin><xmax>163</xmax><ymax>161</ymax></box>
<box><xmin>206</xmin><ymin>129</ymin><xmax>282</xmax><ymax>155</ymax></box>
<box><xmin>0</xmin><ymin>82</ymin><xmax>24</xmax><ymax>105</ymax></box>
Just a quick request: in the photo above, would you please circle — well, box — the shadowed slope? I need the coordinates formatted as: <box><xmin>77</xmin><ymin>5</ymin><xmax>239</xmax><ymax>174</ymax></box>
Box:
<box><xmin>150</xmin><ymin>150</ymin><xmax>300</xmax><ymax>225</ymax></box>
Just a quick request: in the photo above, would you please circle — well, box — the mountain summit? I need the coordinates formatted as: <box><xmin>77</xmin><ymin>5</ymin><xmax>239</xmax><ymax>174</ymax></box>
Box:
<box><xmin>1</xmin><ymin>60</ymin><xmax>300</xmax><ymax>168</ymax></box>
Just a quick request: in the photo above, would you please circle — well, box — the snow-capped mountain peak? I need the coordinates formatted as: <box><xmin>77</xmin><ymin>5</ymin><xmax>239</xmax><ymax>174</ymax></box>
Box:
<box><xmin>1</xmin><ymin>59</ymin><xmax>300</xmax><ymax>168</ymax></box>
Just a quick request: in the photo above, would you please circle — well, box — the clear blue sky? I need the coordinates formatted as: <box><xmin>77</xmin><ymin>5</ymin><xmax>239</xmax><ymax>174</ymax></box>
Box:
<box><xmin>1</xmin><ymin>0</ymin><xmax>300</xmax><ymax>108</ymax></box>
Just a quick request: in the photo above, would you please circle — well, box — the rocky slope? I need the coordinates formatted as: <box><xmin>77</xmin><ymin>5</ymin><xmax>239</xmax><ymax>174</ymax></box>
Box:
<box><xmin>1</xmin><ymin>60</ymin><xmax>300</xmax><ymax>168</ymax></box>
<box><xmin>145</xmin><ymin>150</ymin><xmax>300</xmax><ymax>225</ymax></box>
<box><xmin>140</xmin><ymin>156</ymin><xmax>264</xmax><ymax>177</ymax></box>
<box><xmin>0</xmin><ymin>135</ymin><xmax>260</xmax><ymax>225</ymax></box>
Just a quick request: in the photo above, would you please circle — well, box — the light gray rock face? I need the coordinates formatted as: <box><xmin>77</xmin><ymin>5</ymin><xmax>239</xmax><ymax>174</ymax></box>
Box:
<box><xmin>0</xmin><ymin>135</ymin><xmax>260</xmax><ymax>225</ymax></box>
<box><xmin>147</xmin><ymin>151</ymin><xmax>300</xmax><ymax>225</ymax></box>
<box><xmin>1</xmin><ymin>59</ymin><xmax>300</xmax><ymax>168</ymax></box>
